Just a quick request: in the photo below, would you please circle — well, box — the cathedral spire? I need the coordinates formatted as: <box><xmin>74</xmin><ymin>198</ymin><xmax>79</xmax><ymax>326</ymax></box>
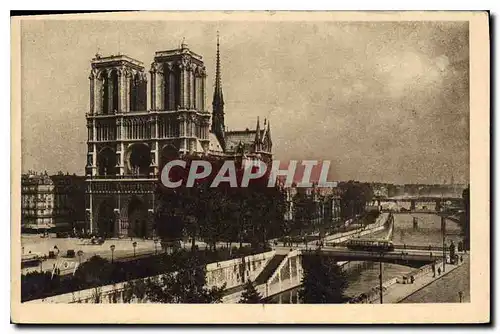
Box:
<box><xmin>214</xmin><ymin>32</ymin><xmax>223</xmax><ymax>101</ymax></box>
<box><xmin>255</xmin><ymin>116</ymin><xmax>261</xmax><ymax>143</ymax></box>
<box><xmin>267</xmin><ymin>120</ymin><xmax>272</xmax><ymax>148</ymax></box>
<box><xmin>212</xmin><ymin>31</ymin><xmax>225</xmax><ymax>150</ymax></box>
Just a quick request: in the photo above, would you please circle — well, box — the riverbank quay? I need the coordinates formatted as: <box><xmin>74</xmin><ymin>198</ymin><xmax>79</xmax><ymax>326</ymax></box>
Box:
<box><xmin>349</xmin><ymin>253</ymin><xmax>469</xmax><ymax>304</ymax></box>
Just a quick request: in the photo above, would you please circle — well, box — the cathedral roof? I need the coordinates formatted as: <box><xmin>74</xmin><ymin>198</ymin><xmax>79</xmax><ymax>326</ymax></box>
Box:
<box><xmin>225</xmin><ymin>129</ymin><xmax>264</xmax><ymax>152</ymax></box>
<box><xmin>208</xmin><ymin>132</ymin><xmax>224</xmax><ymax>153</ymax></box>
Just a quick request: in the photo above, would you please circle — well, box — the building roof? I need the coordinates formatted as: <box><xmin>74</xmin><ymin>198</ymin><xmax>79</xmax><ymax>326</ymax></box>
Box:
<box><xmin>208</xmin><ymin>132</ymin><xmax>224</xmax><ymax>153</ymax></box>
<box><xmin>225</xmin><ymin>129</ymin><xmax>264</xmax><ymax>152</ymax></box>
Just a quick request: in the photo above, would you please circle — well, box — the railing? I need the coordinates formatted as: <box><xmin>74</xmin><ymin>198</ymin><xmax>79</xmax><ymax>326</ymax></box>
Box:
<box><xmin>347</xmin><ymin>277</ymin><xmax>399</xmax><ymax>304</ymax></box>
<box><xmin>265</xmin><ymin>250</ymin><xmax>301</xmax><ymax>293</ymax></box>
<box><xmin>313</xmin><ymin>247</ymin><xmax>440</xmax><ymax>263</ymax></box>
<box><xmin>87</xmin><ymin>175</ymin><xmax>158</xmax><ymax>180</ymax></box>
<box><xmin>393</xmin><ymin>244</ymin><xmax>445</xmax><ymax>251</ymax></box>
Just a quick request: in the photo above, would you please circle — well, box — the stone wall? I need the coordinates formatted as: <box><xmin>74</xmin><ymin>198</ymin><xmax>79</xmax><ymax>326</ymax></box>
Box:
<box><xmin>205</xmin><ymin>250</ymin><xmax>275</xmax><ymax>289</ymax></box>
<box><xmin>222</xmin><ymin>250</ymin><xmax>303</xmax><ymax>303</ymax></box>
<box><xmin>26</xmin><ymin>250</ymin><xmax>276</xmax><ymax>304</ymax></box>
<box><xmin>325</xmin><ymin>212</ymin><xmax>391</xmax><ymax>245</ymax></box>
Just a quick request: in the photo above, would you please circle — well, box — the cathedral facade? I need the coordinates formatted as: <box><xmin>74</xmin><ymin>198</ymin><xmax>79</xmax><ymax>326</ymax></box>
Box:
<box><xmin>85</xmin><ymin>37</ymin><xmax>272</xmax><ymax>238</ymax></box>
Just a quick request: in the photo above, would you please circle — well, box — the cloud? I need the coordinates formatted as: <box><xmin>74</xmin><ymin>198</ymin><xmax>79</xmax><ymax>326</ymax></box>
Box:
<box><xmin>20</xmin><ymin>20</ymin><xmax>469</xmax><ymax>184</ymax></box>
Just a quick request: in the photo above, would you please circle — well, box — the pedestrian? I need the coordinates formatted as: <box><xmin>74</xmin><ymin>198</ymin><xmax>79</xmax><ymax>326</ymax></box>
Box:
<box><xmin>460</xmin><ymin>255</ymin><xmax>463</xmax><ymax>263</ymax></box>
<box><xmin>438</xmin><ymin>267</ymin><xmax>441</xmax><ymax>276</ymax></box>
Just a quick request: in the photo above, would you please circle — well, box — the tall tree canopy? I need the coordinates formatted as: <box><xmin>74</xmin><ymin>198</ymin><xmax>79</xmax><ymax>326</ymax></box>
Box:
<box><xmin>239</xmin><ymin>279</ymin><xmax>263</xmax><ymax>304</ymax></box>
<box><xmin>299</xmin><ymin>251</ymin><xmax>348</xmax><ymax>304</ymax></box>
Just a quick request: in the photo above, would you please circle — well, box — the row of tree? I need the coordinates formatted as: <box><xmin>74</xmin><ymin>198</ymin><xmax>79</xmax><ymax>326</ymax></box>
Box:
<box><xmin>155</xmin><ymin>155</ymin><xmax>376</xmax><ymax>250</ymax></box>
<box><xmin>24</xmin><ymin>251</ymin><xmax>350</xmax><ymax>304</ymax></box>
<box><xmin>22</xmin><ymin>247</ymin><xmax>256</xmax><ymax>302</ymax></box>
<box><xmin>338</xmin><ymin>181</ymin><xmax>374</xmax><ymax>219</ymax></box>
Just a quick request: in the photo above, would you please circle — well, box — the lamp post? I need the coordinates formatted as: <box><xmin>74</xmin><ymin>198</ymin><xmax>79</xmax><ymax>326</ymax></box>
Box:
<box><xmin>441</xmin><ymin>216</ymin><xmax>446</xmax><ymax>273</ymax></box>
<box><xmin>110</xmin><ymin>244</ymin><xmax>115</xmax><ymax>263</ymax></box>
<box><xmin>77</xmin><ymin>250</ymin><xmax>83</xmax><ymax>264</ymax></box>
<box><xmin>153</xmin><ymin>238</ymin><xmax>159</xmax><ymax>255</ymax></box>
<box><xmin>379</xmin><ymin>252</ymin><xmax>383</xmax><ymax>304</ymax></box>
<box><xmin>132</xmin><ymin>241</ymin><xmax>137</xmax><ymax>258</ymax></box>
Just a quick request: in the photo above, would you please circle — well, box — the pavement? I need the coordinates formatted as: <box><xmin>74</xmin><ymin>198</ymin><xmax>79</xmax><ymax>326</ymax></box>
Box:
<box><xmin>369</xmin><ymin>253</ymin><xmax>469</xmax><ymax>304</ymax></box>
<box><xmin>400</xmin><ymin>256</ymin><xmax>470</xmax><ymax>303</ymax></box>
<box><xmin>21</xmin><ymin>234</ymin><xmax>249</xmax><ymax>275</ymax></box>
<box><xmin>21</xmin><ymin>236</ymin><xmax>160</xmax><ymax>275</ymax></box>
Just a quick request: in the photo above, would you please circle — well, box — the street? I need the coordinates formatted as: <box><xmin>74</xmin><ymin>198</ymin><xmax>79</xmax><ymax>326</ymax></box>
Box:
<box><xmin>400</xmin><ymin>257</ymin><xmax>470</xmax><ymax>303</ymax></box>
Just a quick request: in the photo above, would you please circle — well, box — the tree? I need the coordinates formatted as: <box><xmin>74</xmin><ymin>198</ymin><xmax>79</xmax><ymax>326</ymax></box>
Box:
<box><xmin>239</xmin><ymin>280</ymin><xmax>263</xmax><ymax>303</ymax></box>
<box><xmin>154</xmin><ymin>154</ymin><xmax>291</xmax><ymax>253</ymax></box>
<box><xmin>74</xmin><ymin>255</ymin><xmax>112</xmax><ymax>288</ymax></box>
<box><xmin>299</xmin><ymin>251</ymin><xmax>348</xmax><ymax>303</ymax></box>
<box><xmin>293</xmin><ymin>190</ymin><xmax>316</xmax><ymax>235</ymax></box>
<box><xmin>144</xmin><ymin>253</ymin><xmax>225</xmax><ymax>303</ymax></box>
<box><xmin>339</xmin><ymin>181</ymin><xmax>374</xmax><ymax>220</ymax></box>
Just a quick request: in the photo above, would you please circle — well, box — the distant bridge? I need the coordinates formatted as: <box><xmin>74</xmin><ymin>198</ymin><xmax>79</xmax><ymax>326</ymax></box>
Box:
<box><xmin>373</xmin><ymin>196</ymin><xmax>464</xmax><ymax>213</ymax></box>
<box><xmin>382</xmin><ymin>196</ymin><xmax>462</xmax><ymax>201</ymax></box>
<box><xmin>278</xmin><ymin>246</ymin><xmax>444</xmax><ymax>268</ymax></box>
<box><xmin>375</xmin><ymin>196</ymin><xmax>463</xmax><ymax>205</ymax></box>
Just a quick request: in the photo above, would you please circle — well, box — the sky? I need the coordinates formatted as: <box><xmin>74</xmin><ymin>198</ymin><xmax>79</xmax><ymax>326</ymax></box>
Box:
<box><xmin>20</xmin><ymin>19</ymin><xmax>469</xmax><ymax>184</ymax></box>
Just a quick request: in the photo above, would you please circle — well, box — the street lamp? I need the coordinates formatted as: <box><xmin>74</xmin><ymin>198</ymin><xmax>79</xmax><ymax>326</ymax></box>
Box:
<box><xmin>441</xmin><ymin>216</ymin><xmax>446</xmax><ymax>273</ymax></box>
<box><xmin>153</xmin><ymin>238</ymin><xmax>159</xmax><ymax>255</ymax></box>
<box><xmin>132</xmin><ymin>241</ymin><xmax>137</xmax><ymax>258</ymax></box>
<box><xmin>110</xmin><ymin>244</ymin><xmax>115</xmax><ymax>263</ymax></box>
<box><xmin>77</xmin><ymin>250</ymin><xmax>83</xmax><ymax>264</ymax></box>
<box><xmin>379</xmin><ymin>253</ymin><xmax>383</xmax><ymax>304</ymax></box>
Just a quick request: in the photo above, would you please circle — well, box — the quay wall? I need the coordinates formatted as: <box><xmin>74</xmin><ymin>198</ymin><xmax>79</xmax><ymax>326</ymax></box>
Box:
<box><xmin>26</xmin><ymin>250</ymin><xmax>276</xmax><ymax>304</ymax></box>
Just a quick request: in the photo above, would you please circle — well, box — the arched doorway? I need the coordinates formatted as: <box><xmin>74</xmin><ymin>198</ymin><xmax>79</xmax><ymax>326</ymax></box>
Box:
<box><xmin>97</xmin><ymin>147</ymin><xmax>117</xmax><ymax>176</ymax></box>
<box><xmin>127</xmin><ymin>143</ymin><xmax>151</xmax><ymax>176</ymax></box>
<box><xmin>97</xmin><ymin>200</ymin><xmax>115</xmax><ymax>237</ymax></box>
<box><xmin>128</xmin><ymin>197</ymin><xmax>148</xmax><ymax>238</ymax></box>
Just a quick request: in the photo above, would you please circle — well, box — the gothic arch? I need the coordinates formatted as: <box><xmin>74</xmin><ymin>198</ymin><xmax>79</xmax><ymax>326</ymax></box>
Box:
<box><xmin>126</xmin><ymin>143</ymin><xmax>151</xmax><ymax>176</ymax></box>
<box><xmin>129</xmin><ymin>71</ymin><xmax>143</xmax><ymax>111</ymax></box>
<box><xmin>127</xmin><ymin>196</ymin><xmax>148</xmax><ymax>238</ymax></box>
<box><xmin>97</xmin><ymin>146</ymin><xmax>117</xmax><ymax>176</ymax></box>
<box><xmin>159</xmin><ymin>144</ymin><xmax>179</xmax><ymax>171</ymax></box>
<box><xmin>96</xmin><ymin>200</ymin><xmax>115</xmax><ymax>237</ymax></box>
<box><xmin>103</xmin><ymin>69</ymin><xmax>119</xmax><ymax>114</ymax></box>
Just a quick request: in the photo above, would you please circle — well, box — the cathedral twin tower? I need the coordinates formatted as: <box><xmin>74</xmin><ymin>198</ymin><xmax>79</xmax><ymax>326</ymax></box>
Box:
<box><xmin>85</xmin><ymin>37</ymin><xmax>272</xmax><ymax>238</ymax></box>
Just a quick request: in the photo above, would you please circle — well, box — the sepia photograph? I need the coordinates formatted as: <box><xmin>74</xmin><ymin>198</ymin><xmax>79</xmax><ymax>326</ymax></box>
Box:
<box><xmin>10</xmin><ymin>11</ymin><xmax>490</xmax><ymax>324</ymax></box>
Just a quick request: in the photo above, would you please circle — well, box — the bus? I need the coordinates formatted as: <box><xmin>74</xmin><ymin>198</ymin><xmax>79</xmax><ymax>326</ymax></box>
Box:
<box><xmin>345</xmin><ymin>238</ymin><xmax>394</xmax><ymax>252</ymax></box>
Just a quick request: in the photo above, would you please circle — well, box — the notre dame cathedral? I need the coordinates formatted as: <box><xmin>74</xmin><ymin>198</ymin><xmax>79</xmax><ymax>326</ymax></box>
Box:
<box><xmin>85</xmin><ymin>36</ymin><xmax>273</xmax><ymax>238</ymax></box>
